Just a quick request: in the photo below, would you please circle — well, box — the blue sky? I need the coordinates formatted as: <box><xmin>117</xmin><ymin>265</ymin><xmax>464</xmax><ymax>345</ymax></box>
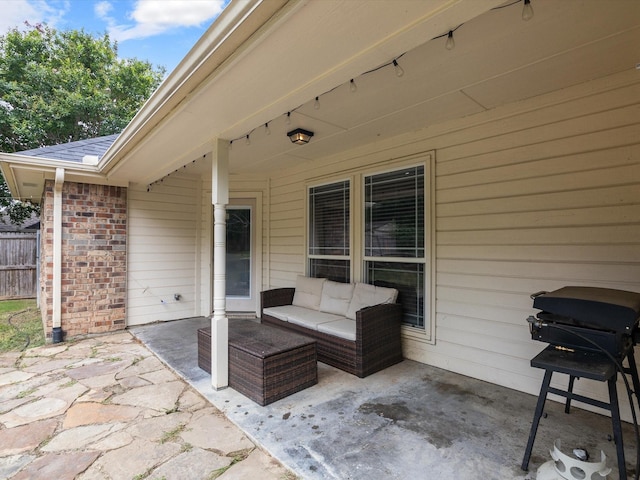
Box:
<box><xmin>1</xmin><ymin>0</ymin><xmax>229</xmax><ymax>73</ymax></box>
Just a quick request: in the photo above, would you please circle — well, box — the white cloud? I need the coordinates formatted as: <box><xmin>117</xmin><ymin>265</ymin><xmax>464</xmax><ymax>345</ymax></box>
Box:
<box><xmin>94</xmin><ymin>1</ymin><xmax>113</xmax><ymax>19</ymax></box>
<box><xmin>105</xmin><ymin>0</ymin><xmax>225</xmax><ymax>42</ymax></box>
<box><xmin>0</xmin><ymin>0</ymin><xmax>70</xmax><ymax>35</ymax></box>
<box><xmin>0</xmin><ymin>1</ymin><xmax>39</xmax><ymax>33</ymax></box>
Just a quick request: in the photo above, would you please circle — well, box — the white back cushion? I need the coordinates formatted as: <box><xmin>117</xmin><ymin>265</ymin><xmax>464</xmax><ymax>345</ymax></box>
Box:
<box><xmin>319</xmin><ymin>280</ymin><xmax>354</xmax><ymax>316</ymax></box>
<box><xmin>292</xmin><ymin>276</ymin><xmax>326</xmax><ymax>310</ymax></box>
<box><xmin>346</xmin><ymin>282</ymin><xmax>398</xmax><ymax>319</ymax></box>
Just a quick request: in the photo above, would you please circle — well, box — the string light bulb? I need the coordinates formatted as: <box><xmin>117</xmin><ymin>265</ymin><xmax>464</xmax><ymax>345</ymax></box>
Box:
<box><xmin>392</xmin><ymin>59</ymin><xmax>404</xmax><ymax>77</ymax></box>
<box><xmin>245</xmin><ymin>134</ymin><xmax>251</xmax><ymax>146</ymax></box>
<box><xmin>445</xmin><ymin>30</ymin><xmax>455</xmax><ymax>50</ymax></box>
<box><xmin>522</xmin><ymin>0</ymin><xmax>533</xmax><ymax>20</ymax></box>
<box><xmin>224</xmin><ymin>0</ymin><xmax>532</xmax><ymax>153</ymax></box>
<box><xmin>229</xmin><ymin>140</ymin><xmax>233</xmax><ymax>150</ymax></box>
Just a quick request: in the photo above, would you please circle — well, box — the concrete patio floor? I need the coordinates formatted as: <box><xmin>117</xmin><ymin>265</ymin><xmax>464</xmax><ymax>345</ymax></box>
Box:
<box><xmin>130</xmin><ymin>317</ymin><xmax>639</xmax><ymax>480</ymax></box>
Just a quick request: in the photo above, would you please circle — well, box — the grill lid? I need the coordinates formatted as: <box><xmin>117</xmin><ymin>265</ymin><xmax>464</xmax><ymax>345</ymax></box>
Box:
<box><xmin>532</xmin><ymin>286</ymin><xmax>640</xmax><ymax>332</ymax></box>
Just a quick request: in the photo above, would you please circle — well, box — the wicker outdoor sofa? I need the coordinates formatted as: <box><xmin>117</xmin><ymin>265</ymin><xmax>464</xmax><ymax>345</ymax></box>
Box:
<box><xmin>260</xmin><ymin>276</ymin><xmax>403</xmax><ymax>378</ymax></box>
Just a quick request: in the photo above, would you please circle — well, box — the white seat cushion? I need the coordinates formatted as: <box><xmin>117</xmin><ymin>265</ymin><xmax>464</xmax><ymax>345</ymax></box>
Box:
<box><xmin>262</xmin><ymin>305</ymin><xmax>304</xmax><ymax>322</ymax></box>
<box><xmin>346</xmin><ymin>282</ymin><xmax>398</xmax><ymax>320</ymax></box>
<box><xmin>292</xmin><ymin>276</ymin><xmax>326</xmax><ymax>310</ymax></box>
<box><xmin>317</xmin><ymin>319</ymin><xmax>356</xmax><ymax>341</ymax></box>
<box><xmin>286</xmin><ymin>309</ymin><xmax>343</xmax><ymax>330</ymax></box>
<box><xmin>319</xmin><ymin>280</ymin><xmax>354</xmax><ymax>316</ymax></box>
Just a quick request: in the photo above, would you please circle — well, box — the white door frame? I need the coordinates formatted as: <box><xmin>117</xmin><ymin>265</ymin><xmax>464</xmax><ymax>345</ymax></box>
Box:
<box><xmin>217</xmin><ymin>193</ymin><xmax>262</xmax><ymax>315</ymax></box>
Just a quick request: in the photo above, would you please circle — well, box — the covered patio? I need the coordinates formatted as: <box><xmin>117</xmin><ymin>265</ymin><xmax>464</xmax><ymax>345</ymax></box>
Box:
<box><xmin>131</xmin><ymin>317</ymin><xmax>638</xmax><ymax>479</ymax></box>
<box><xmin>1</xmin><ymin>1</ymin><xmax>639</xmax><ymax>476</ymax></box>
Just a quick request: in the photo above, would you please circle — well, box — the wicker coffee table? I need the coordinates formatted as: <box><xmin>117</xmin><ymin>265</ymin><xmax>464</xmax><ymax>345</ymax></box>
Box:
<box><xmin>198</xmin><ymin>321</ymin><xmax>317</xmax><ymax>406</ymax></box>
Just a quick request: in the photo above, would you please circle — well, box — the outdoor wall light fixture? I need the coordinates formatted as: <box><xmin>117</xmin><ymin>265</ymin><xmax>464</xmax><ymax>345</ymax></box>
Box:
<box><xmin>287</xmin><ymin>128</ymin><xmax>314</xmax><ymax>145</ymax></box>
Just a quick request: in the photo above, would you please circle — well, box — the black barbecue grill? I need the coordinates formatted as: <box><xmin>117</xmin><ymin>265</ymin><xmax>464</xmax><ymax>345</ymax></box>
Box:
<box><xmin>522</xmin><ymin>286</ymin><xmax>640</xmax><ymax>479</ymax></box>
<box><xmin>528</xmin><ymin>286</ymin><xmax>640</xmax><ymax>357</ymax></box>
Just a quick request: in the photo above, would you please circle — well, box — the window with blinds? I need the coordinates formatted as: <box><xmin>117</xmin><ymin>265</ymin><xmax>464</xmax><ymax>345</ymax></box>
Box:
<box><xmin>364</xmin><ymin>166</ymin><xmax>425</xmax><ymax>328</ymax></box>
<box><xmin>308</xmin><ymin>180</ymin><xmax>350</xmax><ymax>283</ymax></box>
<box><xmin>306</xmin><ymin>163</ymin><xmax>429</xmax><ymax>330</ymax></box>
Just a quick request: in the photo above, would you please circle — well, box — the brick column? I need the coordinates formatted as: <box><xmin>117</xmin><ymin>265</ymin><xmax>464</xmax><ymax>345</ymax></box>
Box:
<box><xmin>40</xmin><ymin>181</ymin><xmax>127</xmax><ymax>340</ymax></box>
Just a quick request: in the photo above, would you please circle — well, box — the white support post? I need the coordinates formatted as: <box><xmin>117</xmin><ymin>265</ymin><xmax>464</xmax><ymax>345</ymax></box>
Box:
<box><xmin>211</xmin><ymin>139</ymin><xmax>229</xmax><ymax>389</ymax></box>
<box><xmin>52</xmin><ymin>168</ymin><xmax>65</xmax><ymax>343</ymax></box>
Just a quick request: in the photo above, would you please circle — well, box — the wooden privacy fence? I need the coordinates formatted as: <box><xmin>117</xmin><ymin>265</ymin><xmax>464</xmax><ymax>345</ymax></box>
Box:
<box><xmin>0</xmin><ymin>232</ymin><xmax>38</xmax><ymax>299</ymax></box>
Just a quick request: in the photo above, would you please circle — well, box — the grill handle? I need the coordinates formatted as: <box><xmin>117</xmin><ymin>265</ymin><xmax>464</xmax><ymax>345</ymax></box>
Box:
<box><xmin>530</xmin><ymin>291</ymin><xmax>547</xmax><ymax>300</ymax></box>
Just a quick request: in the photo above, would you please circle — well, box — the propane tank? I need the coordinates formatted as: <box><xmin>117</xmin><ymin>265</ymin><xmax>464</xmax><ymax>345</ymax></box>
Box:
<box><xmin>536</xmin><ymin>440</ymin><xmax>610</xmax><ymax>480</ymax></box>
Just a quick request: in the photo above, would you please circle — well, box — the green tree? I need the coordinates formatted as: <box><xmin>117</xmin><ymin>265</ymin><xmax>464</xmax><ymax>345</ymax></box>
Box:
<box><xmin>0</xmin><ymin>23</ymin><xmax>165</xmax><ymax>224</ymax></box>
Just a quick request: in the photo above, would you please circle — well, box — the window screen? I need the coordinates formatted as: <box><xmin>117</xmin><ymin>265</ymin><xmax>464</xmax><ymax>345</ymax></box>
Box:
<box><xmin>308</xmin><ymin>180</ymin><xmax>350</xmax><ymax>283</ymax></box>
<box><xmin>364</xmin><ymin>166</ymin><xmax>425</xmax><ymax>328</ymax></box>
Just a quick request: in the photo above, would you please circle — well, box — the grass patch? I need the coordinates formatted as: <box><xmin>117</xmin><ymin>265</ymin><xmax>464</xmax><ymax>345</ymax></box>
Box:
<box><xmin>0</xmin><ymin>299</ymin><xmax>44</xmax><ymax>353</ymax></box>
<box><xmin>159</xmin><ymin>424</ymin><xmax>186</xmax><ymax>444</ymax></box>
<box><xmin>208</xmin><ymin>449</ymin><xmax>253</xmax><ymax>479</ymax></box>
<box><xmin>17</xmin><ymin>386</ymin><xmax>38</xmax><ymax>398</ymax></box>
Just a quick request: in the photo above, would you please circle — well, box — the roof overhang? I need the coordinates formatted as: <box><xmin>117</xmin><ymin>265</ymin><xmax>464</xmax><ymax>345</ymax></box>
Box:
<box><xmin>2</xmin><ymin>0</ymin><xmax>639</xmax><ymax>201</ymax></box>
<box><xmin>101</xmin><ymin>0</ymin><xmax>510</xmax><ymax>184</ymax></box>
<box><xmin>0</xmin><ymin>154</ymin><xmax>123</xmax><ymax>204</ymax></box>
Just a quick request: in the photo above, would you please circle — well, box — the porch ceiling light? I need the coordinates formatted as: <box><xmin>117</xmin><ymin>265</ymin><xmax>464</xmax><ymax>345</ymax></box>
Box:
<box><xmin>287</xmin><ymin>128</ymin><xmax>314</xmax><ymax>145</ymax></box>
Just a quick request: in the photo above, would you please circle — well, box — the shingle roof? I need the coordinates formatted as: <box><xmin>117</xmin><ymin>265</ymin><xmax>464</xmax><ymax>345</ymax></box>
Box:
<box><xmin>0</xmin><ymin>212</ymin><xmax>40</xmax><ymax>231</ymax></box>
<box><xmin>16</xmin><ymin>134</ymin><xmax>120</xmax><ymax>163</ymax></box>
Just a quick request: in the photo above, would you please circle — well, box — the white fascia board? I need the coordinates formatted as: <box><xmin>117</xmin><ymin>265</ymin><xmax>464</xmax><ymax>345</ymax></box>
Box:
<box><xmin>0</xmin><ymin>152</ymin><xmax>125</xmax><ymax>202</ymax></box>
<box><xmin>0</xmin><ymin>152</ymin><xmax>102</xmax><ymax>173</ymax></box>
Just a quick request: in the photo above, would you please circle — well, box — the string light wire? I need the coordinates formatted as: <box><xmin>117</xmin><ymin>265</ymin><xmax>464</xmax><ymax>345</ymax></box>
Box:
<box><xmin>184</xmin><ymin>1</ymin><xmax>535</xmax><ymax>152</ymax></box>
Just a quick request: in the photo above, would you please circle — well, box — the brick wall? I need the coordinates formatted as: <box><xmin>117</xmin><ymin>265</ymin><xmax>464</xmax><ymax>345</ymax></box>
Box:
<box><xmin>40</xmin><ymin>181</ymin><xmax>127</xmax><ymax>340</ymax></box>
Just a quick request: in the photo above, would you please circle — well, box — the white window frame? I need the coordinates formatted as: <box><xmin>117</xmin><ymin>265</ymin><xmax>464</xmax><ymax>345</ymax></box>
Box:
<box><xmin>304</xmin><ymin>152</ymin><xmax>435</xmax><ymax>343</ymax></box>
<box><xmin>360</xmin><ymin>154</ymin><xmax>435</xmax><ymax>343</ymax></box>
<box><xmin>306</xmin><ymin>177</ymin><xmax>353</xmax><ymax>283</ymax></box>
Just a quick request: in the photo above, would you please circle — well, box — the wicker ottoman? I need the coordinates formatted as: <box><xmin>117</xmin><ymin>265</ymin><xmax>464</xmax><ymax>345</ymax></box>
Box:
<box><xmin>198</xmin><ymin>321</ymin><xmax>317</xmax><ymax>406</ymax></box>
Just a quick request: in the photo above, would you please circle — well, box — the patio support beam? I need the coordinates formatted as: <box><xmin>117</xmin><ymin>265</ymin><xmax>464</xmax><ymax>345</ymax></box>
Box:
<box><xmin>210</xmin><ymin>139</ymin><xmax>230</xmax><ymax>389</ymax></box>
<box><xmin>52</xmin><ymin>167</ymin><xmax>65</xmax><ymax>342</ymax></box>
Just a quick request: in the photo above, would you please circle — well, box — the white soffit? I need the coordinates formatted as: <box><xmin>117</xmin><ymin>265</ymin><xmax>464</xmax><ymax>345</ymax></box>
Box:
<box><xmin>105</xmin><ymin>0</ymin><xmax>505</xmax><ymax>184</ymax></box>
<box><xmin>99</xmin><ymin>0</ymin><xmax>640</xmax><ymax>184</ymax></box>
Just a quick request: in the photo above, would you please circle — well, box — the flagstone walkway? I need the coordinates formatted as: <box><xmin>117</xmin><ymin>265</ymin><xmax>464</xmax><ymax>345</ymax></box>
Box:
<box><xmin>0</xmin><ymin>331</ymin><xmax>295</xmax><ymax>480</ymax></box>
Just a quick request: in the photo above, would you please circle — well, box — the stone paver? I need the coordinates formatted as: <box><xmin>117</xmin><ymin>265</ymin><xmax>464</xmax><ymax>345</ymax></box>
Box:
<box><xmin>0</xmin><ymin>370</ymin><xmax>34</xmax><ymax>387</ymax></box>
<box><xmin>85</xmin><ymin>437</ymin><xmax>181</xmax><ymax>480</ymax></box>
<box><xmin>149</xmin><ymin>446</ymin><xmax>231</xmax><ymax>479</ymax></box>
<box><xmin>0</xmin><ymin>454</ymin><xmax>36</xmax><ymax>479</ymax></box>
<box><xmin>63</xmin><ymin>401</ymin><xmax>139</xmax><ymax>428</ymax></box>
<box><xmin>0</xmin><ymin>331</ymin><xmax>295</xmax><ymax>479</ymax></box>
<box><xmin>11</xmin><ymin>451</ymin><xmax>100</xmax><ymax>480</ymax></box>
<box><xmin>125</xmin><ymin>411</ymin><xmax>191</xmax><ymax>442</ymax></box>
<box><xmin>181</xmin><ymin>407</ymin><xmax>255</xmax><ymax>453</ymax></box>
<box><xmin>110</xmin><ymin>380</ymin><xmax>185</xmax><ymax>412</ymax></box>
<box><xmin>0</xmin><ymin>419</ymin><xmax>57</xmax><ymax>455</ymax></box>
<box><xmin>41</xmin><ymin>423</ymin><xmax>122</xmax><ymax>452</ymax></box>
<box><xmin>220</xmin><ymin>448</ymin><xmax>294</xmax><ymax>480</ymax></box>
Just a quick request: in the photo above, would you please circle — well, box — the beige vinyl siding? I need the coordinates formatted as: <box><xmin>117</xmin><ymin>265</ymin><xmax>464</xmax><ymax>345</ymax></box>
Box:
<box><xmin>268</xmin><ymin>177</ymin><xmax>306</xmax><ymax>287</ymax></box>
<box><xmin>127</xmin><ymin>176</ymin><xmax>200</xmax><ymax>325</ymax></box>
<box><xmin>265</xmin><ymin>69</ymin><xmax>640</xmax><ymax>418</ymax></box>
<box><xmin>427</xmin><ymin>70</ymin><xmax>640</xmax><ymax>418</ymax></box>
<box><xmin>198</xmin><ymin>180</ymin><xmax>212</xmax><ymax>317</ymax></box>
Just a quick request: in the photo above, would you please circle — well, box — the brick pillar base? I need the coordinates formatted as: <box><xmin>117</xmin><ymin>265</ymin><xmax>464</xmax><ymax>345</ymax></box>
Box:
<box><xmin>41</xmin><ymin>181</ymin><xmax>127</xmax><ymax>340</ymax></box>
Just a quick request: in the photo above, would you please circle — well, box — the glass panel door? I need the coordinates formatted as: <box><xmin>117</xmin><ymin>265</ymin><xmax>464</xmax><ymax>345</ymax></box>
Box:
<box><xmin>225</xmin><ymin>199</ymin><xmax>256</xmax><ymax>311</ymax></box>
<box><xmin>226</xmin><ymin>207</ymin><xmax>251</xmax><ymax>297</ymax></box>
